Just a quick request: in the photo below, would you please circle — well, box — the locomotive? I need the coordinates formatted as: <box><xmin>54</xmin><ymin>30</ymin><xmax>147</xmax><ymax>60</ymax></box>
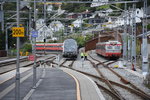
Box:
<box><xmin>96</xmin><ymin>40</ymin><xmax>122</xmax><ymax>58</ymax></box>
<box><xmin>62</xmin><ymin>39</ymin><xmax>78</xmax><ymax>59</ymax></box>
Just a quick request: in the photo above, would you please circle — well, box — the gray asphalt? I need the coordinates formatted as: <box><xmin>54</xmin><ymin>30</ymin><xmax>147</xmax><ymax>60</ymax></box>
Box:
<box><xmin>1</xmin><ymin>68</ymin><xmax>76</xmax><ymax>100</ymax></box>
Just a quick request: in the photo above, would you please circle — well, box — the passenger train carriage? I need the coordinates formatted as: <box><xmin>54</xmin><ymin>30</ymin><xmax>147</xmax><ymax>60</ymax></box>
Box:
<box><xmin>96</xmin><ymin>40</ymin><xmax>122</xmax><ymax>58</ymax></box>
<box><xmin>35</xmin><ymin>43</ymin><xmax>63</xmax><ymax>54</ymax></box>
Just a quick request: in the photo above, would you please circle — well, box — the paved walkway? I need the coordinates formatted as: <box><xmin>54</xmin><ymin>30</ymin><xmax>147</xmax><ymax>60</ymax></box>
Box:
<box><xmin>61</xmin><ymin>68</ymin><xmax>105</xmax><ymax>100</ymax></box>
<box><xmin>0</xmin><ymin>58</ymin><xmax>105</xmax><ymax>100</ymax></box>
<box><xmin>0</xmin><ymin>68</ymin><xmax>77</xmax><ymax>100</ymax></box>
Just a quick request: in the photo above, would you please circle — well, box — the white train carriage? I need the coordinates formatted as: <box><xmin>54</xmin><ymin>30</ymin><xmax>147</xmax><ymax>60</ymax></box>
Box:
<box><xmin>96</xmin><ymin>40</ymin><xmax>122</xmax><ymax>58</ymax></box>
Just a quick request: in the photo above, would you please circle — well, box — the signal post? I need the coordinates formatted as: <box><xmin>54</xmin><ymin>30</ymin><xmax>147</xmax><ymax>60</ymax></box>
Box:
<box><xmin>13</xmin><ymin>0</ymin><xmax>25</xmax><ymax>99</ymax></box>
<box><xmin>12</xmin><ymin>26</ymin><xmax>25</xmax><ymax>100</ymax></box>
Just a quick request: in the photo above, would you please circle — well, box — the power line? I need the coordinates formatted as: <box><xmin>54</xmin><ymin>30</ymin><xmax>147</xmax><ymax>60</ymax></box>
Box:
<box><xmin>0</xmin><ymin>0</ymin><xmax>140</xmax><ymax>4</ymax></box>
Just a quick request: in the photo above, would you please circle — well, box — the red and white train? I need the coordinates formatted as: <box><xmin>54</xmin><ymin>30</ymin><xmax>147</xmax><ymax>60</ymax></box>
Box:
<box><xmin>96</xmin><ymin>40</ymin><xmax>122</xmax><ymax>58</ymax></box>
<box><xmin>35</xmin><ymin>43</ymin><xmax>63</xmax><ymax>54</ymax></box>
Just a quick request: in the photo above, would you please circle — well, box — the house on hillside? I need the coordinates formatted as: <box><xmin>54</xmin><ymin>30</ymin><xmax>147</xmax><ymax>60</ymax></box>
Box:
<box><xmin>91</xmin><ymin>0</ymin><xmax>108</xmax><ymax>7</ymax></box>
<box><xmin>29</xmin><ymin>19</ymin><xmax>54</xmax><ymax>42</ymax></box>
<box><xmin>67</xmin><ymin>13</ymin><xmax>78</xmax><ymax>19</ymax></box>
<box><xmin>103</xmin><ymin>8</ymin><xmax>144</xmax><ymax>28</ymax></box>
<box><xmin>89</xmin><ymin>14</ymin><xmax>107</xmax><ymax>24</ymax></box>
<box><xmin>81</xmin><ymin>9</ymin><xmax>92</xmax><ymax>18</ymax></box>
<box><xmin>36</xmin><ymin>19</ymin><xmax>45</xmax><ymax>29</ymax></box>
<box><xmin>36</xmin><ymin>25</ymin><xmax>53</xmax><ymax>42</ymax></box>
<box><xmin>72</xmin><ymin>19</ymin><xmax>83</xmax><ymax>27</ymax></box>
<box><xmin>48</xmin><ymin>21</ymin><xmax>64</xmax><ymax>32</ymax></box>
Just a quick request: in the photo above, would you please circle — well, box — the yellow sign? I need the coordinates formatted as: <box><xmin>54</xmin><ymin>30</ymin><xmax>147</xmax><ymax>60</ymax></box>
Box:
<box><xmin>12</xmin><ymin>27</ymin><xmax>25</xmax><ymax>37</ymax></box>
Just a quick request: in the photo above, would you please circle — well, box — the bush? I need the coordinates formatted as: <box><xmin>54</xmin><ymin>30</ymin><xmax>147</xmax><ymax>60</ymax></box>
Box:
<box><xmin>147</xmin><ymin>24</ymin><xmax>150</xmax><ymax>31</ymax></box>
<box><xmin>21</xmin><ymin>43</ymin><xmax>32</xmax><ymax>53</ymax></box>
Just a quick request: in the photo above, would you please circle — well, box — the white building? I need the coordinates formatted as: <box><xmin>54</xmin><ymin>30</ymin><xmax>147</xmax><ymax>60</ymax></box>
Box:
<box><xmin>103</xmin><ymin>8</ymin><xmax>144</xmax><ymax>28</ymax></box>
<box><xmin>72</xmin><ymin>19</ymin><xmax>83</xmax><ymax>28</ymax></box>
<box><xmin>36</xmin><ymin>25</ymin><xmax>53</xmax><ymax>42</ymax></box>
<box><xmin>91</xmin><ymin>0</ymin><xmax>108</xmax><ymax>7</ymax></box>
<box><xmin>47</xmin><ymin>5</ymin><xmax>53</xmax><ymax>13</ymax></box>
<box><xmin>34</xmin><ymin>19</ymin><xmax>54</xmax><ymax>42</ymax></box>
<box><xmin>36</xmin><ymin>19</ymin><xmax>45</xmax><ymax>29</ymax></box>
<box><xmin>48</xmin><ymin>21</ymin><xmax>64</xmax><ymax>32</ymax></box>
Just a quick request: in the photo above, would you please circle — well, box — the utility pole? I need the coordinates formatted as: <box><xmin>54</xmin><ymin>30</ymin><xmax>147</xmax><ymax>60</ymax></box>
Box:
<box><xmin>15</xmin><ymin>0</ymin><xmax>20</xmax><ymax>99</ymax></box>
<box><xmin>44</xmin><ymin>0</ymin><xmax>46</xmax><ymax>21</ymax></box>
<box><xmin>5</xmin><ymin>23</ymin><xmax>16</xmax><ymax>56</ymax></box>
<box><xmin>5</xmin><ymin>27</ymin><xmax>8</xmax><ymax>56</ymax></box>
<box><xmin>28</xmin><ymin>7</ymin><xmax>31</xmax><ymax>39</ymax></box>
<box><xmin>131</xmin><ymin>2</ymin><xmax>136</xmax><ymax>71</ymax></box>
<box><xmin>127</xmin><ymin>9</ymin><xmax>131</xmax><ymax>62</ymax></box>
<box><xmin>123</xmin><ymin>3</ymin><xmax>127</xmax><ymax>65</ymax></box>
<box><xmin>33</xmin><ymin>0</ymin><xmax>37</xmax><ymax>88</ymax></box>
<box><xmin>1</xmin><ymin>2</ymin><xmax>4</xmax><ymax>32</ymax></box>
<box><xmin>142</xmin><ymin>0</ymin><xmax>149</xmax><ymax>82</ymax></box>
<box><xmin>44</xmin><ymin>0</ymin><xmax>46</xmax><ymax>55</ymax></box>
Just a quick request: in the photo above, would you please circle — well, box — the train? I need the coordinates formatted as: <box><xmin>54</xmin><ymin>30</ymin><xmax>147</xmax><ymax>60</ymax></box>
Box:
<box><xmin>96</xmin><ymin>40</ymin><xmax>122</xmax><ymax>58</ymax></box>
<box><xmin>35</xmin><ymin>43</ymin><xmax>63</xmax><ymax>54</ymax></box>
<box><xmin>62</xmin><ymin>39</ymin><xmax>78</xmax><ymax>59</ymax></box>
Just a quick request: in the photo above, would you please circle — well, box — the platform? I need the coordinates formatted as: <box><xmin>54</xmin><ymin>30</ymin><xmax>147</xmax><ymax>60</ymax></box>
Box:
<box><xmin>60</xmin><ymin>67</ymin><xmax>105</xmax><ymax>100</ymax></box>
<box><xmin>0</xmin><ymin>65</ymin><xmax>105</xmax><ymax>100</ymax></box>
<box><xmin>0</xmin><ymin>68</ymin><xmax>77</xmax><ymax>100</ymax></box>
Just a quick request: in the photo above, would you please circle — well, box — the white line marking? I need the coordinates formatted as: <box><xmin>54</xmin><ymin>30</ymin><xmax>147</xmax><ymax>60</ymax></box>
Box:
<box><xmin>0</xmin><ymin>73</ymin><xmax>33</xmax><ymax>99</ymax></box>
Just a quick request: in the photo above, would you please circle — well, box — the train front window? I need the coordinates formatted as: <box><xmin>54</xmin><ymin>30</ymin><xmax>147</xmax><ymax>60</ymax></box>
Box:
<box><xmin>107</xmin><ymin>45</ymin><xmax>112</xmax><ymax>49</ymax></box>
<box><xmin>114</xmin><ymin>45</ymin><xmax>121</xmax><ymax>50</ymax></box>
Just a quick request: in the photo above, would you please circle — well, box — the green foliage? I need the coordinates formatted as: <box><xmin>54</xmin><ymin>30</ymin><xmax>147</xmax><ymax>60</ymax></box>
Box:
<box><xmin>10</xmin><ymin>49</ymin><xmax>17</xmax><ymax>56</ymax></box>
<box><xmin>21</xmin><ymin>43</ymin><xmax>32</xmax><ymax>53</ymax></box>
<box><xmin>4</xmin><ymin>3</ymin><xmax>16</xmax><ymax>10</ymax></box>
<box><xmin>62</xmin><ymin>2</ymin><xmax>90</xmax><ymax>13</ymax></box>
<box><xmin>109</xmin><ymin>12</ymin><xmax>121</xmax><ymax>16</ymax></box>
<box><xmin>53</xmin><ymin>29</ymin><xmax>64</xmax><ymax>37</ymax></box>
<box><xmin>84</xmin><ymin>34</ymin><xmax>93</xmax><ymax>41</ymax></box>
<box><xmin>0</xmin><ymin>31</ymin><xmax>5</xmax><ymax>50</ymax></box>
<box><xmin>75</xmin><ymin>36</ymin><xmax>85</xmax><ymax>48</ymax></box>
<box><xmin>147</xmin><ymin>24</ymin><xmax>150</xmax><ymax>30</ymax></box>
<box><xmin>96</xmin><ymin>5</ymin><xmax>110</xmax><ymax>10</ymax></box>
<box><xmin>71</xmin><ymin>34</ymin><xmax>93</xmax><ymax>48</ymax></box>
<box><xmin>74</xmin><ymin>4</ymin><xmax>89</xmax><ymax>12</ymax></box>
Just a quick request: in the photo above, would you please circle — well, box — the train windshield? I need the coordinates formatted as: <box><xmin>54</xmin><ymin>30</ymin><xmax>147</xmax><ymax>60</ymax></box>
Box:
<box><xmin>107</xmin><ymin>45</ymin><xmax>113</xmax><ymax>49</ymax></box>
<box><xmin>64</xmin><ymin>40</ymin><xmax>77</xmax><ymax>51</ymax></box>
<box><xmin>114</xmin><ymin>45</ymin><xmax>121</xmax><ymax>50</ymax></box>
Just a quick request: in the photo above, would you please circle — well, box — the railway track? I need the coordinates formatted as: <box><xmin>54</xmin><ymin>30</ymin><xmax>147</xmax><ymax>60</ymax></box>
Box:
<box><xmin>0</xmin><ymin>56</ymin><xmax>56</xmax><ymax>75</ymax></box>
<box><xmin>0</xmin><ymin>57</ymin><xmax>16</xmax><ymax>61</ymax></box>
<box><xmin>0</xmin><ymin>57</ymin><xmax>28</xmax><ymax>67</ymax></box>
<box><xmin>87</xmin><ymin>58</ymin><xmax>125</xmax><ymax>100</ymax></box>
<box><xmin>48</xmin><ymin>56</ymin><xmax>150</xmax><ymax>100</ymax></box>
<box><xmin>88</xmin><ymin>54</ymin><xmax>150</xmax><ymax>100</ymax></box>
